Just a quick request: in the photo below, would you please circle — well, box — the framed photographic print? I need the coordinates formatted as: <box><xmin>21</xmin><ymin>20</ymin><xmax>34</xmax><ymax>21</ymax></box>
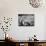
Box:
<box><xmin>18</xmin><ymin>14</ymin><xmax>35</xmax><ymax>26</ymax></box>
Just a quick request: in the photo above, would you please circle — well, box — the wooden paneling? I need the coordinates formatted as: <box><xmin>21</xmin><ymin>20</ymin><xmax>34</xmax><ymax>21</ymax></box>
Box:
<box><xmin>24</xmin><ymin>43</ymin><xmax>28</xmax><ymax>46</ymax></box>
<box><xmin>38</xmin><ymin>43</ymin><xmax>46</xmax><ymax>46</ymax></box>
<box><xmin>16</xmin><ymin>43</ymin><xmax>28</xmax><ymax>46</ymax></box>
<box><xmin>16</xmin><ymin>43</ymin><xmax>20</xmax><ymax>46</ymax></box>
<box><xmin>43</xmin><ymin>43</ymin><xmax>46</xmax><ymax>46</ymax></box>
<box><xmin>38</xmin><ymin>43</ymin><xmax>43</xmax><ymax>46</ymax></box>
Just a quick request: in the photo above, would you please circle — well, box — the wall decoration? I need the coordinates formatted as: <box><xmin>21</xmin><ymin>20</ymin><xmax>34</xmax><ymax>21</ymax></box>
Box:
<box><xmin>0</xmin><ymin>17</ymin><xmax>12</xmax><ymax>39</ymax></box>
<box><xmin>29</xmin><ymin>0</ymin><xmax>43</xmax><ymax>8</ymax></box>
<box><xmin>1</xmin><ymin>17</ymin><xmax>12</xmax><ymax>32</ymax></box>
<box><xmin>18</xmin><ymin>14</ymin><xmax>34</xmax><ymax>26</ymax></box>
